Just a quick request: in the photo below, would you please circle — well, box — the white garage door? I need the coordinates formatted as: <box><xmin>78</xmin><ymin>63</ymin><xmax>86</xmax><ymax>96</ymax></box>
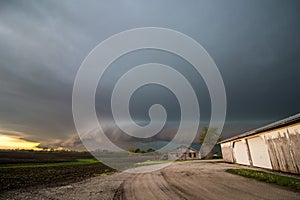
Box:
<box><xmin>233</xmin><ymin>141</ymin><xmax>250</xmax><ymax>165</ymax></box>
<box><xmin>248</xmin><ymin>136</ymin><xmax>272</xmax><ymax>169</ymax></box>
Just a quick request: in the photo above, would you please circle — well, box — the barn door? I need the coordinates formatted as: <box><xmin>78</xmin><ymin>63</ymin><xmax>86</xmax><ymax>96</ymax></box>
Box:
<box><xmin>248</xmin><ymin>136</ymin><xmax>272</xmax><ymax>169</ymax></box>
<box><xmin>233</xmin><ymin>140</ymin><xmax>250</xmax><ymax>165</ymax></box>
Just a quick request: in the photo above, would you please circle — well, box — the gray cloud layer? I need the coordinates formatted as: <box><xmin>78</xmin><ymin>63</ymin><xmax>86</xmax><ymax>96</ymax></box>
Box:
<box><xmin>0</xmin><ymin>0</ymin><xmax>299</xmax><ymax>148</ymax></box>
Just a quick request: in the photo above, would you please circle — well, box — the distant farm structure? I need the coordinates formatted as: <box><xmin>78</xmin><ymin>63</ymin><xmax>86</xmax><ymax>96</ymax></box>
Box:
<box><xmin>220</xmin><ymin>113</ymin><xmax>300</xmax><ymax>174</ymax></box>
<box><xmin>168</xmin><ymin>145</ymin><xmax>200</xmax><ymax>160</ymax></box>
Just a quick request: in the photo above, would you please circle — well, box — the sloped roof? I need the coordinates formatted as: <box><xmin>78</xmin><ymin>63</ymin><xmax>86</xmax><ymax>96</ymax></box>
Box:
<box><xmin>189</xmin><ymin>144</ymin><xmax>201</xmax><ymax>151</ymax></box>
<box><xmin>169</xmin><ymin>144</ymin><xmax>200</xmax><ymax>153</ymax></box>
<box><xmin>219</xmin><ymin>112</ymin><xmax>300</xmax><ymax>143</ymax></box>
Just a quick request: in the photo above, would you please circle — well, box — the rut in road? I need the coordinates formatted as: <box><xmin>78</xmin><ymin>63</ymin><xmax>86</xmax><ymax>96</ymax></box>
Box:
<box><xmin>115</xmin><ymin>171</ymin><xmax>188</xmax><ymax>200</ymax></box>
<box><xmin>4</xmin><ymin>161</ymin><xmax>299</xmax><ymax>199</ymax></box>
<box><xmin>113</xmin><ymin>161</ymin><xmax>300</xmax><ymax>200</ymax></box>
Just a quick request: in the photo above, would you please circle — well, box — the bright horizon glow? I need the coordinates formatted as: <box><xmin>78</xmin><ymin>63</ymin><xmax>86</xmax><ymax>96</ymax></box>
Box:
<box><xmin>0</xmin><ymin>134</ymin><xmax>42</xmax><ymax>150</ymax></box>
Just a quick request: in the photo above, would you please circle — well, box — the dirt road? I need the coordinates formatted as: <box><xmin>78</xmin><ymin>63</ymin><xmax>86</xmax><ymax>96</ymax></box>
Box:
<box><xmin>3</xmin><ymin>160</ymin><xmax>300</xmax><ymax>200</ymax></box>
<box><xmin>118</xmin><ymin>161</ymin><xmax>300</xmax><ymax>200</ymax></box>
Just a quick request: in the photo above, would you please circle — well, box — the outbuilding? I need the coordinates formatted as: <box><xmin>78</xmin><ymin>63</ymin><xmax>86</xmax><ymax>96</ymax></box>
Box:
<box><xmin>168</xmin><ymin>145</ymin><xmax>200</xmax><ymax>160</ymax></box>
<box><xmin>219</xmin><ymin>113</ymin><xmax>300</xmax><ymax>174</ymax></box>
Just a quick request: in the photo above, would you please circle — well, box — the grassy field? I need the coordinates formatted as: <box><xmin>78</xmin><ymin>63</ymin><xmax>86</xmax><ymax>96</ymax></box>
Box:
<box><xmin>0</xmin><ymin>151</ymin><xmax>115</xmax><ymax>191</ymax></box>
<box><xmin>226</xmin><ymin>168</ymin><xmax>300</xmax><ymax>190</ymax></box>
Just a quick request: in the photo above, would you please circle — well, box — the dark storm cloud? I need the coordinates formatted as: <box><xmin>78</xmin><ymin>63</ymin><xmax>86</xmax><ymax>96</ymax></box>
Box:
<box><xmin>0</xmin><ymin>0</ymin><xmax>300</xmax><ymax>148</ymax></box>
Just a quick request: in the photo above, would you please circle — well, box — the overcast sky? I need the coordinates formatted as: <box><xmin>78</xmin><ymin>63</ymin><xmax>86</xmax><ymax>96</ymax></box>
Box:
<box><xmin>0</xmin><ymin>0</ymin><xmax>299</xmax><ymax>149</ymax></box>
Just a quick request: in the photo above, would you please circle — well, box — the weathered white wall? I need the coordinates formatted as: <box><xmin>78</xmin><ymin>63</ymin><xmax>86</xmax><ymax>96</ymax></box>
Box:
<box><xmin>264</xmin><ymin>123</ymin><xmax>300</xmax><ymax>174</ymax></box>
<box><xmin>168</xmin><ymin>146</ymin><xmax>200</xmax><ymax>160</ymax></box>
<box><xmin>221</xmin><ymin>142</ymin><xmax>234</xmax><ymax>163</ymax></box>
<box><xmin>221</xmin><ymin>122</ymin><xmax>300</xmax><ymax>174</ymax></box>
<box><xmin>233</xmin><ymin>140</ymin><xmax>250</xmax><ymax>165</ymax></box>
<box><xmin>248</xmin><ymin>136</ymin><xmax>272</xmax><ymax>169</ymax></box>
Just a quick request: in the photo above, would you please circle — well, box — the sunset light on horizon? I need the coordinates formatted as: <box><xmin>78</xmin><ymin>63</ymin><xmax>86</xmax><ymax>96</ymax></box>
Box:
<box><xmin>0</xmin><ymin>134</ymin><xmax>42</xmax><ymax>150</ymax></box>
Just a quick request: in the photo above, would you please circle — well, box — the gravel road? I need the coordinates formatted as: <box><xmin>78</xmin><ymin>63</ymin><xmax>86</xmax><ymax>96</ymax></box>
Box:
<box><xmin>2</xmin><ymin>160</ymin><xmax>300</xmax><ymax>200</ymax></box>
<box><xmin>119</xmin><ymin>161</ymin><xmax>300</xmax><ymax>200</ymax></box>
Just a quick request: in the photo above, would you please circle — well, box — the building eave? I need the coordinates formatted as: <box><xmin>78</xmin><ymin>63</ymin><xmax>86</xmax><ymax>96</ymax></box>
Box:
<box><xmin>219</xmin><ymin>112</ymin><xmax>300</xmax><ymax>144</ymax></box>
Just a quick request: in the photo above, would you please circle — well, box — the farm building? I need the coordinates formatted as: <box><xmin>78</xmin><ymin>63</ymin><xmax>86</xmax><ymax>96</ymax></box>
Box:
<box><xmin>220</xmin><ymin>113</ymin><xmax>300</xmax><ymax>174</ymax></box>
<box><xmin>168</xmin><ymin>145</ymin><xmax>200</xmax><ymax>160</ymax></box>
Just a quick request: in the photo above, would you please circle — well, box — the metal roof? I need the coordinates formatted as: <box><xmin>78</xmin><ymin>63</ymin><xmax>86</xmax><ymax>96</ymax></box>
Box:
<box><xmin>219</xmin><ymin>112</ymin><xmax>300</xmax><ymax>144</ymax></box>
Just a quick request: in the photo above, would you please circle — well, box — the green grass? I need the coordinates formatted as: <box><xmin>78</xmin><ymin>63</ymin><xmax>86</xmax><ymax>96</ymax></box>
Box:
<box><xmin>226</xmin><ymin>168</ymin><xmax>300</xmax><ymax>190</ymax></box>
<box><xmin>134</xmin><ymin>160</ymin><xmax>171</xmax><ymax>167</ymax></box>
<box><xmin>0</xmin><ymin>158</ymin><xmax>99</xmax><ymax>168</ymax></box>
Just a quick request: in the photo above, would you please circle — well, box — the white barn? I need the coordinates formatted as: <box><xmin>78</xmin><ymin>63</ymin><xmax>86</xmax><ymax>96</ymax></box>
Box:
<box><xmin>220</xmin><ymin>113</ymin><xmax>300</xmax><ymax>174</ymax></box>
<box><xmin>168</xmin><ymin>145</ymin><xmax>200</xmax><ymax>160</ymax></box>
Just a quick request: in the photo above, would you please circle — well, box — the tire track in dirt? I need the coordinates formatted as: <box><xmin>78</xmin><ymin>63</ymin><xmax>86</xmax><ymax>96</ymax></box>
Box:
<box><xmin>119</xmin><ymin>171</ymin><xmax>187</xmax><ymax>200</ymax></box>
<box><xmin>116</xmin><ymin>161</ymin><xmax>300</xmax><ymax>200</ymax></box>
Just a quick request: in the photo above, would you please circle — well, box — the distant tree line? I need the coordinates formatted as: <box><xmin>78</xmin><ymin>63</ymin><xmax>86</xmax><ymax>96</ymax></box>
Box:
<box><xmin>127</xmin><ymin>148</ymin><xmax>155</xmax><ymax>153</ymax></box>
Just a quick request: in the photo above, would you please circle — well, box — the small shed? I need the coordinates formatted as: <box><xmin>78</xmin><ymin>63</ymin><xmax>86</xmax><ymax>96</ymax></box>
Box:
<box><xmin>168</xmin><ymin>145</ymin><xmax>200</xmax><ymax>160</ymax></box>
<box><xmin>219</xmin><ymin>113</ymin><xmax>300</xmax><ymax>174</ymax></box>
